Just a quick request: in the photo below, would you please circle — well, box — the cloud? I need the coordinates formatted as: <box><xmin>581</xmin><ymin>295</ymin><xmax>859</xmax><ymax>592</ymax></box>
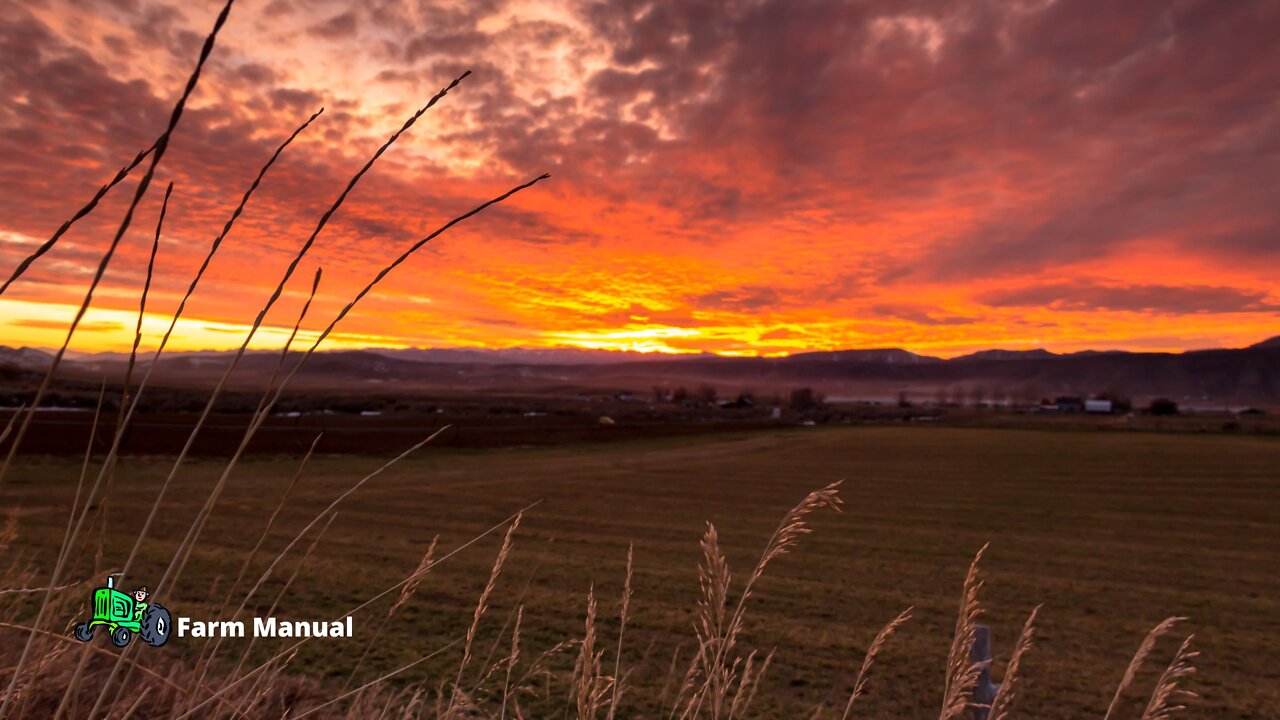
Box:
<box><xmin>12</xmin><ymin>319</ymin><xmax>125</xmax><ymax>333</ymax></box>
<box><xmin>691</xmin><ymin>285</ymin><xmax>781</xmax><ymax>311</ymax></box>
<box><xmin>869</xmin><ymin>304</ymin><xmax>976</xmax><ymax>326</ymax></box>
<box><xmin>978</xmin><ymin>283</ymin><xmax>1280</xmax><ymax>315</ymax></box>
<box><xmin>308</xmin><ymin>11</ymin><xmax>358</xmax><ymax>40</ymax></box>
<box><xmin>0</xmin><ymin>0</ymin><xmax>1278</xmax><ymax>357</ymax></box>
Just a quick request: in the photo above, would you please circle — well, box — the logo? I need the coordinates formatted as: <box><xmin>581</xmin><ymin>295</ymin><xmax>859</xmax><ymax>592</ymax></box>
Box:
<box><xmin>72</xmin><ymin>574</ymin><xmax>172</xmax><ymax>649</ymax></box>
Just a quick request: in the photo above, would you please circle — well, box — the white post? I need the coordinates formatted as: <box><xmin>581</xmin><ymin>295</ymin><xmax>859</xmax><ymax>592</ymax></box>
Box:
<box><xmin>971</xmin><ymin>624</ymin><xmax>999</xmax><ymax>720</ymax></box>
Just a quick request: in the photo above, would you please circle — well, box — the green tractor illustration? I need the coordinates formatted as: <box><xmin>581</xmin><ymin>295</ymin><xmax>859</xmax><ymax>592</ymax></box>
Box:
<box><xmin>72</xmin><ymin>574</ymin><xmax>171</xmax><ymax>648</ymax></box>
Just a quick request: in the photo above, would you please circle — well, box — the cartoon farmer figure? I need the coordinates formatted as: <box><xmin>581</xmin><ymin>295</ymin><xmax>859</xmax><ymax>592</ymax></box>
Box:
<box><xmin>132</xmin><ymin>586</ymin><xmax>149</xmax><ymax>622</ymax></box>
<box><xmin>72</xmin><ymin>574</ymin><xmax>172</xmax><ymax>648</ymax></box>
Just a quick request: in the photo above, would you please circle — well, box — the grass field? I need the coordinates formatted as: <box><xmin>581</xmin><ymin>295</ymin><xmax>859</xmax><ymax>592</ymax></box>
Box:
<box><xmin>5</xmin><ymin>425</ymin><xmax>1279</xmax><ymax>718</ymax></box>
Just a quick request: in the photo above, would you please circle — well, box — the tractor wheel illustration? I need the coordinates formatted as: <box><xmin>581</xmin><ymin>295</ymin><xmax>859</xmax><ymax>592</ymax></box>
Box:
<box><xmin>140</xmin><ymin>604</ymin><xmax>172</xmax><ymax>647</ymax></box>
<box><xmin>111</xmin><ymin>627</ymin><xmax>131</xmax><ymax>647</ymax></box>
<box><xmin>73</xmin><ymin>623</ymin><xmax>93</xmax><ymax>642</ymax></box>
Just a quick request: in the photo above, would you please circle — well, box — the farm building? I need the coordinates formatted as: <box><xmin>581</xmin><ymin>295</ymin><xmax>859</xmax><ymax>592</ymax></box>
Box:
<box><xmin>1085</xmin><ymin>399</ymin><xmax>1114</xmax><ymax>414</ymax></box>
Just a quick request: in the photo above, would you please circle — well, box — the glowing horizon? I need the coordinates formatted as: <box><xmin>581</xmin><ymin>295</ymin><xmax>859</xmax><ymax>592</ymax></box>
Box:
<box><xmin>2</xmin><ymin>1</ymin><xmax>1277</xmax><ymax>359</ymax></box>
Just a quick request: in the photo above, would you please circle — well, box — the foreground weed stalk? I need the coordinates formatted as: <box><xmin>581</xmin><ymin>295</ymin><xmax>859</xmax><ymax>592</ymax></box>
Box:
<box><xmin>0</xmin><ymin>2</ymin><xmax>237</xmax><ymax>714</ymax></box>
<box><xmin>0</xmin><ymin>141</ymin><xmax>155</xmax><ymax>297</ymax></box>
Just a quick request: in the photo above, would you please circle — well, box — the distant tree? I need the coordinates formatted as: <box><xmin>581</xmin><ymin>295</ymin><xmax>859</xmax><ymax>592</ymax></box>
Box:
<box><xmin>697</xmin><ymin>384</ymin><xmax>718</xmax><ymax>405</ymax></box>
<box><xmin>990</xmin><ymin>386</ymin><xmax>1007</xmax><ymax>408</ymax></box>
<box><xmin>1019</xmin><ymin>384</ymin><xmax>1043</xmax><ymax>407</ymax></box>
<box><xmin>1096</xmin><ymin>391</ymin><xmax>1132</xmax><ymax>413</ymax></box>
<box><xmin>897</xmin><ymin>390</ymin><xmax>911</xmax><ymax>408</ymax></box>
<box><xmin>789</xmin><ymin>387</ymin><xmax>823</xmax><ymax>411</ymax></box>
<box><xmin>672</xmin><ymin>386</ymin><xmax>689</xmax><ymax>404</ymax></box>
<box><xmin>652</xmin><ymin>386</ymin><xmax>668</xmax><ymax>402</ymax></box>
<box><xmin>1149</xmin><ymin>398</ymin><xmax>1179</xmax><ymax>416</ymax></box>
<box><xmin>971</xmin><ymin>386</ymin><xmax>987</xmax><ymax>409</ymax></box>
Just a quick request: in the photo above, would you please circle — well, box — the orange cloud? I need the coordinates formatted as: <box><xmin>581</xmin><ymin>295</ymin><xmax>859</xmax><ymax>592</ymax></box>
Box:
<box><xmin>1</xmin><ymin>0</ymin><xmax>1277</xmax><ymax>358</ymax></box>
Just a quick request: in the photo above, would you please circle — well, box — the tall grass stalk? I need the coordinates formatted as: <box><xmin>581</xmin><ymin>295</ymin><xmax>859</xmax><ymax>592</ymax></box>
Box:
<box><xmin>498</xmin><ymin>603</ymin><xmax>525</xmax><ymax>720</ymax></box>
<box><xmin>988</xmin><ymin>605</ymin><xmax>1040</xmax><ymax>720</ymax></box>
<box><xmin>181</xmin><ymin>432</ymin><xmax>323</xmax><ymax>711</ymax></box>
<box><xmin>1140</xmin><ymin>634</ymin><xmax>1198</xmax><ymax>720</ymax></box>
<box><xmin>1103</xmin><ymin>616</ymin><xmax>1186</xmax><ymax>720</ymax></box>
<box><xmin>606</xmin><ymin>544</ymin><xmax>634</xmax><ymax>720</ymax></box>
<box><xmin>939</xmin><ymin>544</ymin><xmax>988</xmax><ymax>720</ymax></box>
<box><xmin>175</xmin><ymin>506</ymin><xmax>536</xmax><ymax>719</ymax></box>
<box><xmin>33</xmin><ymin>109</ymin><xmax>324</xmax><ymax>640</ymax></box>
<box><xmin>94</xmin><ymin>181</ymin><xmax>171</xmax><ymax>582</ymax></box>
<box><xmin>447</xmin><ymin>514</ymin><xmax>522</xmax><ymax>716</ymax></box>
<box><xmin>114</xmin><ymin>71</ymin><xmax>472</xmax><ymax>618</ymax></box>
<box><xmin>0</xmin><ymin>2</ymin><xmax>237</xmax><ymax>711</ymax></box>
<box><xmin>682</xmin><ymin>481</ymin><xmax>842</xmax><ymax>719</ymax></box>
<box><xmin>0</xmin><ymin>141</ymin><xmax>155</xmax><ymax>297</ymax></box>
<box><xmin>841</xmin><ymin>607</ymin><xmax>912</xmax><ymax>719</ymax></box>
<box><xmin>0</xmin><ymin>0</ymin><xmax>235</xmax><ymax>487</ymax></box>
<box><xmin>155</xmin><ymin>267</ymin><xmax>324</xmax><ymax>598</ymax></box>
<box><xmin>342</xmin><ymin>536</ymin><xmax>441</xmax><ymax>696</ymax></box>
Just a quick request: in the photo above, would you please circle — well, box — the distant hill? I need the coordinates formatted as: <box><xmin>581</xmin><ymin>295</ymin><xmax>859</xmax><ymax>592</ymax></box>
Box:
<box><xmin>6</xmin><ymin>336</ymin><xmax>1280</xmax><ymax>405</ymax></box>
<box><xmin>1251</xmin><ymin>335</ymin><xmax>1280</xmax><ymax>349</ymax></box>
<box><xmin>0</xmin><ymin>346</ymin><xmax>54</xmax><ymax>370</ymax></box>
<box><xmin>786</xmin><ymin>348</ymin><xmax>941</xmax><ymax>364</ymax></box>
<box><xmin>376</xmin><ymin>347</ymin><xmax>688</xmax><ymax>365</ymax></box>
<box><xmin>951</xmin><ymin>349</ymin><xmax>1058</xmax><ymax>362</ymax></box>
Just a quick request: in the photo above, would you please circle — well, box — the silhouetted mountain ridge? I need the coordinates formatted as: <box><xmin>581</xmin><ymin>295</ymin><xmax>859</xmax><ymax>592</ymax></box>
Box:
<box><xmin>6</xmin><ymin>337</ymin><xmax>1279</xmax><ymax>404</ymax></box>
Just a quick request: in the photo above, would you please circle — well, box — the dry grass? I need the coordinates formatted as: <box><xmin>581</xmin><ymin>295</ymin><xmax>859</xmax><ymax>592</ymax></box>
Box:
<box><xmin>0</xmin><ymin>463</ymin><xmax>1216</xmax><ymax>718</ymax></box>
<box><xmin>0</xmin><ymin>2</ymin><xmax>1215</xmax><ymax>718</ymax></box>
<box><xmin>939</xmin><ymin>544</ymin><xmax>986</xmax><ymax>720</ymax></box>
<box><xmin>841</xmin><ymin>606</ymin><xmax>912</xmax><ymax>719</ymax></box>
<box><xmin>987</xmin><ymin>605</ymin><xmax>1038</xmax><ymax>720</ymax></box>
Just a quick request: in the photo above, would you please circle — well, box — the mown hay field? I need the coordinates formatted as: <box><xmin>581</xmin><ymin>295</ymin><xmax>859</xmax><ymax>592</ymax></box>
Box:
<box><xmin>5</xmin><ymin>426</ymin><xmax>1278</xmax><ymax>718</ymax></box>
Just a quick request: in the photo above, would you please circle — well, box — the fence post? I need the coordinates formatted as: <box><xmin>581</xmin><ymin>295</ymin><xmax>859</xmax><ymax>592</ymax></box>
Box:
<box><xmin>971</xmin><ymin>624</ymin><xmax>999</xmax><ymax>720</ymax></box>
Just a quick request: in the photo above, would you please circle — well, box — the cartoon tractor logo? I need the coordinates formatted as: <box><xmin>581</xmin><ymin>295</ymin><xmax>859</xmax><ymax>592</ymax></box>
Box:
<box><xmin>72</xmin><ymin>574</ymin><xmax>171</xmax><ymax>648</ymax></box>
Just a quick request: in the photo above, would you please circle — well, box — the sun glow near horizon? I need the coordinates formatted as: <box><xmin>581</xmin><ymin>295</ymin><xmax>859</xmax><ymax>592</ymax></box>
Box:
<box><xmin>0</xmin><ymin>1</ymin><xmax>1277</xmax><ymax>359</ymax></box>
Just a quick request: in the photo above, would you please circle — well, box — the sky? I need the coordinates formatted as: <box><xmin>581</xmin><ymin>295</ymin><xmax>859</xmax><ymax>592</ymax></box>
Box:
<box><xmin>0</xmin><ymin>0</ymin><xmax>1277</xmax><ymax>357</ymax></box>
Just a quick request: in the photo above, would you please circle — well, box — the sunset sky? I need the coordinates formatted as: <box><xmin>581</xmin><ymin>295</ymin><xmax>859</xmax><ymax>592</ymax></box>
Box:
<box><xmin>1</xmin><ymin>0</ymin><xmax>1277</xmax><ymax>357</ymax></box>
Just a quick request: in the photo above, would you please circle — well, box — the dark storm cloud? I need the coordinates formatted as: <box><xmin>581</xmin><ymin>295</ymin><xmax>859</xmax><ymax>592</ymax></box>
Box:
<box><xmin>562</xmin><ymin>0</ymin><xmax>1280</xmax><ymax>271</ymax></box>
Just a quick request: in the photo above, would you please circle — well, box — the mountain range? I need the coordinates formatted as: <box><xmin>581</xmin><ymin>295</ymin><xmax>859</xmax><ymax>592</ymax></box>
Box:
<box><xmin>3</xmin><ymin>336</ymin><xmax>1278</xmax><ymax>405</ymax></box>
